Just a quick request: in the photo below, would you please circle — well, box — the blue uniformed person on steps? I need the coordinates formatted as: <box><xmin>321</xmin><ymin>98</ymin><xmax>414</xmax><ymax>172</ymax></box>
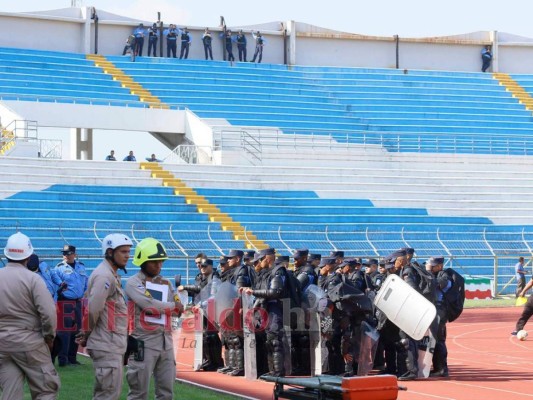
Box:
<box><xmin>51</xmin><ymin>244</ymin><xmax>88</xmax><ymax>367</ymax></box>
<box><xmin>236</xmin><ymin>29</ymin><xmax>247</xmax><ymax>62</ymax></box>
<box><xmin>179</xmin><ymin>27</ymin><xmax>192</xmax><ymax>59</ymax></box>
<box><xmin>133</xmin><ymin>23</ymin><xmax>146</xmax><ymax>56</ymax></box>
<box><xmin>164</xmin><ymin>24</ymin><xmax>179</xmax><ymax>58</ymax></box>
<box><xmin>147</xmin><ymin>23</ymin><xmax>159</xmax><ymax>57</ymax></box>
<box><xmin>202</xmin><ymin>28</ymin><xmax>213</xmax><ymax>60</ymax></box>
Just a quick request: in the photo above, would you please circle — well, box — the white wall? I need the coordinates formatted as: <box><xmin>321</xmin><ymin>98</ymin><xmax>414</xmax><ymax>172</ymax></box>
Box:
<box><xmin>2</xmin><ymin>7</ymin><xmax>533</xmax><ymax>73</ymax></box>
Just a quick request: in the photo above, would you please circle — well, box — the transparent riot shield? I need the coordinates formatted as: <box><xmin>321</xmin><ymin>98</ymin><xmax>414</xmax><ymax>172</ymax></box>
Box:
<box><xmin>242</xmin><ymin>292</ymin><xmax>258</xmax><ymax>380</ymax></box>
<box><xmin>214</xmin><ymin>281</ymin><xmax>239</xmax><ymax>331</ymax></box>
<box><xmin>357</xmin><ymin>320</ymin><xmax>380</xmax><ymax>376</ymax></box>
<box><xmin>305</xmin><ymin>284</ymin><xmax>328</xmax><ymax>376</ymax></box>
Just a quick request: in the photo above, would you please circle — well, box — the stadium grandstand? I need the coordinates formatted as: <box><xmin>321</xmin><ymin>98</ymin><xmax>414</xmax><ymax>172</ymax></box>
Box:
<box><xmin>0</xmin><ymin>5</ymin><xmax>532</xmax><ymax>300</ymax></box>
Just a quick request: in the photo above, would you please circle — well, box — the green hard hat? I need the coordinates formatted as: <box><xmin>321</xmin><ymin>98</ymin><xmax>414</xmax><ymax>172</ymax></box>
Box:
<box><xmin>133</xmin><ymin>237</ymin><xmax>168</xmax><ymax>266</ymax></box>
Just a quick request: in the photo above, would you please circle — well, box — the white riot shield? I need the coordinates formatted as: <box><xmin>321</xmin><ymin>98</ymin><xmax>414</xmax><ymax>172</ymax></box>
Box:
<box><xmin>417</xmin><ymin>329</ymin><xmax>437</xmax><ymax>378</ymax></box>
<box><xmin>373</xmin><ymin>274</ymin><xmax>436</xmax><ymax>340</ymax></box>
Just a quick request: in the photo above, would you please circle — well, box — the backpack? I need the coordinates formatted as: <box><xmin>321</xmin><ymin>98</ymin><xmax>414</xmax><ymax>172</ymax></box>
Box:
<box><xmin>407</xmin><ymin>263</ymin><xmax>436</xmax><ymax>300</ymax></box>
<box><xmin>442</xmin><ymin>268</ymin><xmax>465</xmax><ymax>322</ymax></box>
<box><xmin>273</xmin><ymin>265</ymin><xmax>302</xmax><ymax>309</ymax></box>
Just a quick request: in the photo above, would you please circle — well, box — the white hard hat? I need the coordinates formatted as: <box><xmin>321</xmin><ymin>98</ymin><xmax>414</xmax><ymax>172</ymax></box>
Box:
<box><xmin>102</xmin><ymin>233</ymin><xmax>133</xmax><ymax>255</ymax></box>
<box><xmin>4</xmin><ymin>232</ymin><xmax>34</xmax><ymax>261</ymax></box>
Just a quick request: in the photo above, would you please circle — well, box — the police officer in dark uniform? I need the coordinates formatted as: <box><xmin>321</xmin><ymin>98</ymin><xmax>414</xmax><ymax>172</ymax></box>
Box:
<box><xmin>224</xmin><ymin>30</ymin><xmax>235</xmax><ymax>61</ymax></box>
<box><xmin>179</xmin><ymin>27</ymin><xmax>191</xmax><ymax>59</ymax></box>
<box><xmin>243</xmin><ymin>250</ymin><xmax>256</xmax><ymax>269</ymax></box>
<box><xmin>202</xmin><ymin>28</ymin><xmax>213</xmax><ymax>60</ymax></box>
<box><xmin>236</xmin><ymin>29</ymin><xmax>247</xmax><ymax>62</ymax></box>
<box><xmin>250</xmin><ymin>31</ymin><xmax>265</xmax><ymax>63</ymax></box>
<box><xmin>309</xmin><ymin>253</ymin><xmax>322</xmax><ymax>277</ymax></box>
<box><xmin>147</xmin><ymin>23</ymin><xmax>159</xmax><ymax>57</ymax></box>
<box><xmin>51</xmin><ymin>244</ymin><xmax>87</xmax><ymax>367</ymax></box>
<box><xmin>426</xmin><ymin>257</ymin><xmax>450</xmax><ymax>377</ymax></box>
<box><xmin>292</xmin><ymin>248</ymin><xmax>317</xmax><ymax>375</ymax></box>
<box><xmin>179</xmin><ymin>258</ymin><xmax>223</xmax><ymax>371</ymax></box>
<box><xmin>243</xmin><ymin>248</ymin><xmax>289</xmax><ymax>377</ymax></box>
<box><xmin>164</xmin><ymin>24</ymin><xmax>179</xmax><ymax>58</ymax></box>
<box><xmin>318</xmin><ymin>256</ymin><xmax>344</xmax><ymax>375</ymax></box>
<box><xmin>217</xmin><ymin>249</ymin><xmax>252</xmax><ymax>376</ymax></box>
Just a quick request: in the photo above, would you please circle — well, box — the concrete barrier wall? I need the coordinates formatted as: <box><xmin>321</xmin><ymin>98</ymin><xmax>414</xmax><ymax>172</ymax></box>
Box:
<box><xmin>2</xmin><ymin>7</ymin><xmax>533</xmax><ymax>73</ymax></box>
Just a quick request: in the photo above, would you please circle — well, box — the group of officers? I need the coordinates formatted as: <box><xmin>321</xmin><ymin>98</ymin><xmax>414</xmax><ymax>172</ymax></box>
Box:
<box><xmin>0</xmin><ymin>231</ymin><xmax>452</xmax><ymax>400</ymax></box>
<box><xmin>123</xmin><ymin>23</ymin><xmax>266</xmax><ymax>62</ymax></box>
<box><xmin>182</xmin><ymin>245</ymin><xmax>452</xmax><ymax>381</ymax></box>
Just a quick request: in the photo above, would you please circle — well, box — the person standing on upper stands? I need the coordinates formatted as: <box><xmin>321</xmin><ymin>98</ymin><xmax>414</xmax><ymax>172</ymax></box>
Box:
<box><xmin>124</xmin><ymin>150</ymin><xmax>137</xmax><ymax>161</ymax></box>
<box><xmin>250</xmin><ymin>31</ymin><xmax>265</xmax><ymax>63</ymax></box>
<box><xmin>222</xmin><ymin>30</ymin><xmax>235</xmax><ymax>62</ymax></box>
<box><xmin>236</xmin><ymin>29</ymin><xmax>247</xmax><ymax>62</ymax></box>
<box><xmin>481</xmin><ymin>45</ymin><xmax>492</xmax><ymax>72</ymax></box>
<box><xmin>202</xmin><ymin>28</ymin><xmax>214</xmax><ymax>60</ymax></box>
<box><xmin>179</xmin><ymin>27</ymin><xmax>192</xmax><ymax>60</ymax></box>
<box><xmin>134</xmin><ymin>23</ymin><xmax>146</xmax><ymax>56</ymax></box>
<box><xmin>52</xmin><ymin>244</ymin><xmax>88</xmax><ymax>367</ymax></box>
<box><xmin>0</xmin><ymin>233</ymin><xmax>60</xmax><ymax>399</ymax></box>
<box><xmin>105</xmin><ymin>150</ymin><xmax>117</xmax><ymax>161</ymax></box>
<box><xmin>515</xmin><ymin>256</ymin><xmax>527</xmax><ymax>297</ymax></box>
<box><xmin>147</xmin><ymin>23</ymin><xmax>160</xmax><ymax>57</ymax></box>
<box><xmin>164</xmin><ymin>24</ymin><xmax>179</xmax><ymax>58</ymax></box>
<box><xmin>123</xmin><ymin>34</ymin><xmax>137</xmax><ymax>61</ymax></box>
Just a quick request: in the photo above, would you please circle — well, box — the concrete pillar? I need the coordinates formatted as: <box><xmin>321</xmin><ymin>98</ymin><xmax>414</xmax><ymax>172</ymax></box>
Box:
<box><xmin>70</xmin><ymin>128</ymin><xmax>93</xmax><ymax>160</ymax></box>
<box><xmin>80</xmin><ymin>7</ymin><xmax>92</xmax><ymax>54</ymax></box>
<box><xmin>491</xmin><ymin>30</ymin><xmax>498</xmax><ymax>73</ymax></box>
<box><xmin>287</xmin><ymin>20</ymin><xmax>296</xmax><ymax>66</ymax></box>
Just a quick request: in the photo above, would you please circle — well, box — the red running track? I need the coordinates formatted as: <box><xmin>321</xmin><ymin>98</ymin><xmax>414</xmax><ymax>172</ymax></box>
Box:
<box><xmin>174</xmin><ymin>307</ymin><xmax>533</xmax><ymax>400</ymax></box>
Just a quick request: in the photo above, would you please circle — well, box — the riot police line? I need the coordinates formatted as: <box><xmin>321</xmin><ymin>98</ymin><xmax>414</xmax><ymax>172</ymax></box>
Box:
<box><xmin>179</xmin><ymin>247</ymin><xmax>464</xmax><ymax>381</ymax></box>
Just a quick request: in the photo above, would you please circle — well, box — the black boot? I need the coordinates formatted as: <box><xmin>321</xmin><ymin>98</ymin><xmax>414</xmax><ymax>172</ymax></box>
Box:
<box><xmin>228</xmin><ymin>348</ymin><xmax>244</xmax><ymax>376</ymax></box>
<box><xmin>218</xmin><ymin>347</ymin><xmax>234</xmax><ymax>374</ymax></box>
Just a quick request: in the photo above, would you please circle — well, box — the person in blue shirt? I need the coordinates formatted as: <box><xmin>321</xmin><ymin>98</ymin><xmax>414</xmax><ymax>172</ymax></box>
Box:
<box><xmin>105</xmin><ymin>150</ymin><xmax>116</xmax><ymax>161</ymax></box>
<box><xmin>133</xmin><ymin>23</ymin><xmax>146</xmax><ymax>56</ymax></box>
<box><xmin>236</xmin><ymin>30</ymin><xmax>247</xmax><ymax>62</ymax></box>
<box><xmin>202</xmin><ymin>28</ymin><xmax>213</xmax><ymax>60</ymax></box>
<box><xmin>164</xmin><ymin>24</ymin><xmax>180</xmax><ymax>58</ymax></box>
<box><xmin>481</xmin><ymin>45</ymin><xmax>492</xmax><ymax>72</ymax></box>
<box><xmin>179</xmin><ymin>27</ymin><xmax>192</xmax><ymax>59</ymax></box>
<box><xmin>27</xmin><ymin>254</ymin><xmax>58</xmax><ymax>301</ymax></box>
<box><xmin>251</xmin><ymin>31</ymin><xmax>266</xmax><ymax>63</ymax></box>
<box><xmin>515</xmin><ymin>257</ymin><xmax>526</xmax><ymax>297</ymax></box>
<box><xmin>145</xmin><ymin>153</ymin><xmax>162</xmax><ymax>162</ymax></box>
<box><xmin>51</xmin><ymin>245</ymin><xmax>88</xmax><ymax>367</ymax></box>
<box><xmin>147</xmin><ymin>22</ymin><xmax>160</xmax><ymax>57</ymax></box>
<box><xmin>123</xmin><ymin>150</ymin><xmax>136</xmax><ymax>161</ymax></box>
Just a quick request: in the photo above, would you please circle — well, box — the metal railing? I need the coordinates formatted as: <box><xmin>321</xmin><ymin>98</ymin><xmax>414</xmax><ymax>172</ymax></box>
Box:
<box><xmin>0</xmin><ymin>93</ymin><xmax>186</xmax><ymax>110</ymax></box>
<box><xmin>165</xmin><ymin>145</ymin><xmax>213</xmax><ymax>164</ymax></box>
<box><xmin>210</xmin><ymin>125</ymin><xmax>533</xmax><ymax>157</ymax></box>
<box><xmin>0</xmin><ymin>219</ymin><xmax>531</xmax><ymax>295</ymax></box>
<box><xmin>39</xmin><ymin>139</ymin><xmax>62</xmax><ymax>159</ymax></box>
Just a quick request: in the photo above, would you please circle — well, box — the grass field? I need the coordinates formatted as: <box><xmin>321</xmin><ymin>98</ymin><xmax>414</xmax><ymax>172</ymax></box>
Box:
<box><xmin>1</xmin><ymin>355</ymin><xmax>238</xmax><ymax>400</ymax></box>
